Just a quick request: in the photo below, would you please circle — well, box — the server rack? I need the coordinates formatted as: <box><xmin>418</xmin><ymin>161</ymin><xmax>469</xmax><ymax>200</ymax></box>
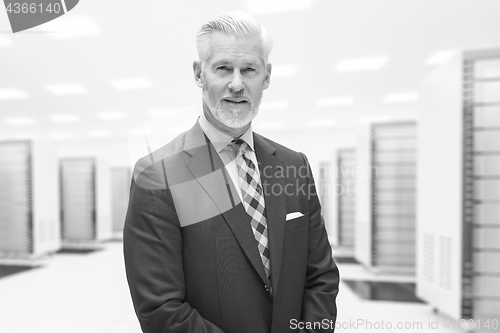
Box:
<box><xmin>0</xmin><ymin>140</ymin><xmax>59</xmax><ymax>259</ymax></box>
<box><xmin>111</xmin><ymin>167</ymin><xmax>131</xmax><ymax>238</ymax></box>
<box><xmin>464</xmin><ymin>49</ymin><xmax>500</xmax><ymax>328</ymax></box>
<box><xmin>331</xmin><ymin>148</ymin><xmax>356</xmax><ymax>257</ymax></box>
<box><xmin>318</xmin><ymin>161</ymin><xmax>330</xmax><ymax>222</ymax></box>
<box><xmin>372</xmin><ymin>122</ymin><xmax>417</xmax><ymax>273</ymax></box>
<box><xmin>417</xmin><ymin>49</ymin><xmax>500</xmax><ymax>330</ymax></box>
<box><xmin>59</xmin><ymin>158</ymin><xmax>112</xmax><ymax>245</ymax></box>
<box><xmin>356</xmin><ymin>120</ymin><xmax>417</xmax><ymax>274</ymax></box>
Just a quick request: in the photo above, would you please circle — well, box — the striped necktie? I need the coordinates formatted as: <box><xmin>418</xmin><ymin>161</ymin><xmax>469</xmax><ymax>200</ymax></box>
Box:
<box><xmin>233</xmin><ymin>139</ymin><xmax>271</xmax><ymax>281</ymax></box>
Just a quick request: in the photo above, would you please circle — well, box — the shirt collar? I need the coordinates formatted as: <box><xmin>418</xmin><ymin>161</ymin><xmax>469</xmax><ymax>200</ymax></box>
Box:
<box><xmin>199</xmin><ymin>109</ymin><xmax>254</xmax><ymax>153</ymax></box>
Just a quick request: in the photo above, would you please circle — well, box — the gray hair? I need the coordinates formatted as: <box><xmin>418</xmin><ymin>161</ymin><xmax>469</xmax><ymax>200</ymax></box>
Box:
<box><xmin>196</xmin><ymin>11</ymin><xmax>273</xmax><ymax>66</ymax></box>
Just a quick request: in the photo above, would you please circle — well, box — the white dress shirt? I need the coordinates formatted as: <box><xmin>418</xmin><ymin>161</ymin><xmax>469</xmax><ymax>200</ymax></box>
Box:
<box><xmin>198</xmin><ymin>110</ymin><xmax>261</xmax><ymax>202</ymax></box>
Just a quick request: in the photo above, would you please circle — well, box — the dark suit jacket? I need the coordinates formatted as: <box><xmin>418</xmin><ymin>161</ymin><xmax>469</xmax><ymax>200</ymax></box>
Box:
<box><xmin>124</xmin><ymin>121</ymin><xmax>339</xmax><ymax>333</ymax></box>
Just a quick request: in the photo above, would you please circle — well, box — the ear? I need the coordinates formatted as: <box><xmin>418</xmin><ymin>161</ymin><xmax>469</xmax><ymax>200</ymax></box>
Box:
<box><xmin>263</xmin><ymin>63</ymin><xmax>272</xmax><ymax>90</ymax></box>
<box><xmin>193</xmin><ymin>61</ymin><xmax>204</xmax><ymax>88</ymax></box>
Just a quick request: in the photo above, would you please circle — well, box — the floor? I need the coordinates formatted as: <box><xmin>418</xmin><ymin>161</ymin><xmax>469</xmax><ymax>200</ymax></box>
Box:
<box><xmin>0</xmin><ymin>242</ymin><xmax>468</xmax><ymax>333</ymax></box>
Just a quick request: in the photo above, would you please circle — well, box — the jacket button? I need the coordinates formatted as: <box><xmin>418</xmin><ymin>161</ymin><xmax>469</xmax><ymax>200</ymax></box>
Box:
<box><xmin>264</xmin><ymin>285</ymin><xmax>269</xmax><ymax>291</ymax></box>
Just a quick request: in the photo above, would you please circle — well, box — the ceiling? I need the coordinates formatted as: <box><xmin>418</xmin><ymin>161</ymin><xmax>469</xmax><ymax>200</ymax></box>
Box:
<box><xmin>1</xmin><ymin>0</ymin><xmax>500</xmax><ymax>141</ymax></box>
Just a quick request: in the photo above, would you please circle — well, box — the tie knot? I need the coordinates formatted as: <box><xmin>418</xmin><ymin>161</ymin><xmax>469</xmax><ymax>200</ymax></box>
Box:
<box><xmin>232</xmin><ymin>139</ymin><xmax>247</xmax><ymax>157</ymax></box>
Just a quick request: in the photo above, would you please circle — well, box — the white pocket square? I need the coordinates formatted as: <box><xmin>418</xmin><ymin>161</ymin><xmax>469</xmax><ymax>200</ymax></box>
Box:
<box><xmin>286</xmin><ymin>212</ymin><xmax>304</xmax><ymax>221</ymax></box>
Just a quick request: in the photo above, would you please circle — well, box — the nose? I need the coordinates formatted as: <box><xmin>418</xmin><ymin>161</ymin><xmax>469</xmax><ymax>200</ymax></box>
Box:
<box><xmin>228</xmin><ymin>71</ymin><xmax>244</xmax><ymax>92</ymax></box>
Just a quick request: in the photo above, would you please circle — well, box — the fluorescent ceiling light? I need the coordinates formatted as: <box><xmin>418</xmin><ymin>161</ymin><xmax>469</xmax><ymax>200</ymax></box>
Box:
<box><xmin>0</xmin><ymin>88</ymin><xmax>28</xmax><ymax>100</ymax></box>
<box><xmin>425</xmin><ymin>50</ymin><xmax>458</xmax><ymax>66</ymax></box>
<box><xmin>5</xmin><ymin>117</ymin><xmax>36</xmax><ymax>126</ymax></box>
<box><xmin>259</xmin><ymin>101</ymin><xmax>289</xmax><ymax>111</ymax></box>
<box><xmin>255</xmin><ymin>121</ymin><xmax>285</xmax><ymax>130</ymax></box>
<box><xmin>246</xmin><ymin>0</ymin><xmax>312</xmax><ymax>14</ymax></box>
<box><xmin>96</xmin><ymin>111</ymin><xmax>128</xmax><ymax>120</ymax></box>
<box><xmin>50</xmin><ymin>132</ymin><xmax>75</xmax><ymax>140</ymax></box>
<box><xmin>335</xmin><ymin>56</ymin><xmax>389</xmax><ymax>72</ymax></box>
<box><xmin>0</xmin><ymin>36</ymin><xmax>12</xmax><ymax>47</ymax></box>
<box><xmin>307</xmin><ymin>119</ymin><xmax>335</xmax><ymax>128</ymax></box>
<box><xmin>148</xmin><ymin>108</ymin><xmax>179</xmax><ymax>117</ymax></box>
<box><xmin>109</xmin><ymin>77</ymin><xmax>152</xmax><ymax>90</ymax></box>
<box><xmin>88</xmin><ymin>130</ymin><xmax>112</xmax><ymax>138</ymax></box>
<box><xmin>48</xmin><ymin>114</ymin><xmax>81</xmax><ymax>123</ymax></box>
<box><xmin>41</xmin><ymin>15</ymin><xmax>101</xmax><ymax>40</ymax></box>
<box><xmin>271</xmin><ymin>64</ymin><xmax>298</xmax><ymax>78</ymax></box>
<box><xmin>45</xmin><ymin>83</ymin><xmax>87</xmax><ymax>96</ymax></box>
<box><xmin>316</xmin><ymin>96</ymin><xmax>354</xmax><ymax>107</ymax></box>
<box><xmin>383</xmin><ymin>92</ymin><xmax>419</xmax><ymax>103</ymax></box>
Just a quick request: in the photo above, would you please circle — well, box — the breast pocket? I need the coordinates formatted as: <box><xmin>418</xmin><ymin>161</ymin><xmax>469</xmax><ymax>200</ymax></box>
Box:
<box><xmin>285</xmin><ymin>212</ymin><xmax>309</xmax><ymax>232</ymax></box>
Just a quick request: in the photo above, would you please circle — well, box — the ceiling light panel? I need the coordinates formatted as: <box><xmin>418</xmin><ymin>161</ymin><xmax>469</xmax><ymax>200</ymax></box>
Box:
<box><xmin>5</xmin><ymin>117</ymin><xmax>36</xmax><ymax>126</ymax></box>
<box><xmin>0</xmin><ymin>88</ymin><xmax>28</xmax><ymax>100</ymax></box>
<box><xmin>41</xmin><ymin>15</ymin><xmax>101</xmax><ymax>40</ymax></box>
<box><xmin>96</xmin><ymin>111</ymin><xmax>128</xmax><ymax>120</ymax></box>
<box><xmin>335</xmin><ymin>56</ymin><xmax>389</xmax><ymax>72</ymax></box>
<box><xmin>109</xmin><ymin>77</ymin><xmax>152</xmax><ymax>90</ymax></box>
<box><xmin>45</xmin><ymin>83</ymin><xmax>87</xmax><ymax>96</ymax></box>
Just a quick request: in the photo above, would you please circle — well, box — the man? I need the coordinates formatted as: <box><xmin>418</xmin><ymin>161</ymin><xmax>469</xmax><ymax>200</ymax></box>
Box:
<box><xmin>124</xmin><ymin>11</ymin><xmax>339</xmax><ymax>333</ymax></box>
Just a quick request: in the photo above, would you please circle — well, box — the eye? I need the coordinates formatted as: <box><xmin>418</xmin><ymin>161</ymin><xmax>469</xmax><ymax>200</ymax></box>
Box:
<box><xmin>216</xmin><ymin>66</ymin><xmax>230</xmax><ymax>71</ymax></box>
<box><xmin>243</xmin><ymin>67</ymin><xmax>256</xmax><ymax>72</ymax></box>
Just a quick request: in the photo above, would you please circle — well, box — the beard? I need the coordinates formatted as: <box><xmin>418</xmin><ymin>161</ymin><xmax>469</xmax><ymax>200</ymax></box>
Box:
<box><xmin>202</xmin><ymin>90</ymin><xmax>260</xmax><ymax>129</ymax></box>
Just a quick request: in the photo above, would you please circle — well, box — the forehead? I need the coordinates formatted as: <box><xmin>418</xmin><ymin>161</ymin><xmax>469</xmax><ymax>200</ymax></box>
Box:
<box><xmin>206</xmin><ymin>32</ymin><xmax>264</xmax><ymax>66</ymax></box>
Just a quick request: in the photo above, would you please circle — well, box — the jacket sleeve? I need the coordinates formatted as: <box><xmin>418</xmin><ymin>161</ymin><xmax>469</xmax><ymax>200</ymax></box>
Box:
<box><xmin>123</xmin><ymin>159</ymin><xmax>225</xmax><ymax>333</ymax></box>
<box><xmin>299</xmin><ymin>153</ymin><xmax>340</xmax><ymax>332</ymax></box>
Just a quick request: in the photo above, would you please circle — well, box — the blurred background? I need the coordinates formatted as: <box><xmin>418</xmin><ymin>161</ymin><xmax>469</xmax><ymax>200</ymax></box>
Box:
<box><xmin>0</xmin><ymin>0</ymin><xmax>499</xmax><ymax>332</ymax></box>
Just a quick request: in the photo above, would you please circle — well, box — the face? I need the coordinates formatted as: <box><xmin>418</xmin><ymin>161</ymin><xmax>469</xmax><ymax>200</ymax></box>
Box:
<box><xmin>194</xmin><ymin>32</ymin><xmax>271</xmax><ymax>134</ymax></box>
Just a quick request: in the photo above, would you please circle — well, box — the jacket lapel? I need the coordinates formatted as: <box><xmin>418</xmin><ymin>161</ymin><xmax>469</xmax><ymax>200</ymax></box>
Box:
<box><xmin>183</xmin><ymin>122</ymin><xmax>269</xmax><ymax>285</ymax></box>
<box><xmin>254</xmin><ymin>134</ymin><xmax>286</xmax><ymax>296</ymax></box>
<box><xmin>221</xmin><ymin>202</ymin><xmax>270</xmax><ymax>285</ymax></box>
